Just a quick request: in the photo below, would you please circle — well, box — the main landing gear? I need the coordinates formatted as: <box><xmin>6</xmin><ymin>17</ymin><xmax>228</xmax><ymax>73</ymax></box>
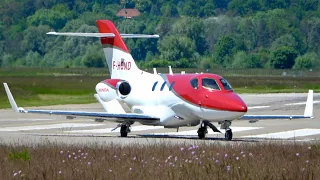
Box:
<box><xmin>112</xmin><ymin>123</ymin><xmax>132</xmax><ymax>137</ymax></box>
<box><xmin>197</xmin><ymin>120</ymin><xmax>221</xmax><ymax>139</ymax></box>
<box><xmin>197</xmin><ymin>120</ymin><xmax>233</xmax><ymax>140</ymax></box>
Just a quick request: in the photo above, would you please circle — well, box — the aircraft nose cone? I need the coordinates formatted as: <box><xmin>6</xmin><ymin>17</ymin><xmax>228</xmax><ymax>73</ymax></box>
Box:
<box><xmin>224</xmin><ymin>93</ymin><xmax>248</xmax><ymax>112</ymax></box>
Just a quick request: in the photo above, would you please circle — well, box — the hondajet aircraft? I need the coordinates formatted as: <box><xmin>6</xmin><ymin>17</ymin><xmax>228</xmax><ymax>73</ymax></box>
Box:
<box><xmin>3</xmin><ymin>20</ymin><xmax>314</xmax><ymax>140</ymax></box>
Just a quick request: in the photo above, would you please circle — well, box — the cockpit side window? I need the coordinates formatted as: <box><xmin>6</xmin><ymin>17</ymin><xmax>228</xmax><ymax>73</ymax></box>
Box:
<box><xmin>202</xmin><ymin>78</ymin><xmax>220</xmax><ymax>90</ymax></box>
<box><xmin>220</xmin><ymin>78</ymin><xmax>233</xmax><ymax>90</ymax></box>
<box><xmin>190</xmin><ymin>78</ymin><xmax>198</xmax><ymax>89</ymax></box>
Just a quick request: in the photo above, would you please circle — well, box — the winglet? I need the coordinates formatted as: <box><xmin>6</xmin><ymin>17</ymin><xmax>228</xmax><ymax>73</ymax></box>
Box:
<box><xmin>304</xmin><ymin>90</ymin><xmax>313</xmax><ymax>117</ymax></box>
<box><xmin>169</xmin><ymin>66</ymin><xmax>173</xmax><ymax>75</ymax></box>
<box><xmin>3</xmin><ymin>83</ymin><xmax>19</xmax><ymax>112</ymax></box>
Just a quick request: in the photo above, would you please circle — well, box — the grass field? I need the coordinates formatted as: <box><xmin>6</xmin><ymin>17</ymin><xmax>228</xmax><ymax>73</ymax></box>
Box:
<box><xmin>0</xmin><ymin>76</ymin><xmax>319</xmax><ymax>109</ymax></box>
<box><xmin>0</xmin><ymin>141</ymin><xmax>319</xmax><ymax>179</ymax></box>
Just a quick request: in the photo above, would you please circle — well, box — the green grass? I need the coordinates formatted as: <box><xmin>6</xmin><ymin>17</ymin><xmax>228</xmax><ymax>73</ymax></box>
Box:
<box><xmin>0</xmin><ymin>142</ymin><xmax>319</xmax><ymax>179</ymax></box>
<box><xmin>0</xmin><ymin>76</ymin><xmax>319</xmax><ymax>109</ymax></box>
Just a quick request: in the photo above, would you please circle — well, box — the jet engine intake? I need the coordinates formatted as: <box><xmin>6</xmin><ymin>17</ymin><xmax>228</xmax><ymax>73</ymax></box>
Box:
<box><xmin>116</xmin><ymin>81</ymin><xmax>131</xmax><ymax>99</ymax></box>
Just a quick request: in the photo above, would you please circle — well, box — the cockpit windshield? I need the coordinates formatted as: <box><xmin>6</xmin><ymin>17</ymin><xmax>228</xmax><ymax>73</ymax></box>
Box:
<box><xmin>220</xmin><ymin>78</ymin><xmax>233</xmax><ymax>90</ymax></box>
<box><xmin>202</xmin><ymin>78</ymin><xmax>220</xmax><ymax>90</ymax></box>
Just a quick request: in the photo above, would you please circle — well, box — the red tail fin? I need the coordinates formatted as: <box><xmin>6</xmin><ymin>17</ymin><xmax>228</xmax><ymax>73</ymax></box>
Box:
<box><xmin>96</xmin><ymin>20</ymin><xmax>129</xmax><ymax>53</ymax></box>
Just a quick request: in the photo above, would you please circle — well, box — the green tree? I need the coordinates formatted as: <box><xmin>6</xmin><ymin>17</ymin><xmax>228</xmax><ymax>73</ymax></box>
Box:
<box><xmin>213</xmin><ymin>36</ymin><xmax>235</xmax><ymax>66</ymax></box>
<box><xmin>293</xmin><ymin>52</ymin><xmax>318</xmax><ymax>69</ymax></box>
<box><xmin>270</xmin><ymin>46</ymin><xmax>298</xmax><ymax>69</ymax></box>
<box><xmin>159</xmin><ymin>36</ymin><xmax>196</xmax><ymax>62</ymax></box>
<box><xmin>231</xmin><ymin>51</ymin><xmax>261</xmax><ymax>68</ymax></box>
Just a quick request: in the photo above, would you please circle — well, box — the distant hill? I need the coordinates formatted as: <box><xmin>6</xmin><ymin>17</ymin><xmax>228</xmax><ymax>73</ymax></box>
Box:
<box><xmin>0</xmin><ymin>0</ymin><xmax>319</xmax><ymax>69</ymax></box>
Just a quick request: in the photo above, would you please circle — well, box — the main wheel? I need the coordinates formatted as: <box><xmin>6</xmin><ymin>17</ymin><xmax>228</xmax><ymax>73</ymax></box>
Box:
<box><xmin>225</xmin><ymin>129</ymin><xmax>233</xmax><ymax>140</ymax></box>
<box><xmin>120</xmin><ymin>125</ymin><xmax>128</xmax><ymax>137</ymax></box>
<box><xmin>197</xmin><ymin>127</ymin><xmax>206</xmax><ymax>139</ymax></box>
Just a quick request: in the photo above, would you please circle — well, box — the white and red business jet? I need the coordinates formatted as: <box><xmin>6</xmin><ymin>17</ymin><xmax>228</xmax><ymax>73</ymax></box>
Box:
<box><xmin>3</xmin><ymin>20</ymin><xmax>314</xmax><ymax>140</ymax></box>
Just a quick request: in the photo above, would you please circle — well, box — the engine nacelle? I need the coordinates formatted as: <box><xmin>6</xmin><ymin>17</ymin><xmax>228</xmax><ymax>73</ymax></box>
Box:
<box><xmin>116</xmin><ymin>81</ymin><xmax>131</xmax><ymax>99</ymax></box>
<box><xmin>95</xmin><ymin>79</ymin><xmax>131</xmax><ymax>102</ymax></box>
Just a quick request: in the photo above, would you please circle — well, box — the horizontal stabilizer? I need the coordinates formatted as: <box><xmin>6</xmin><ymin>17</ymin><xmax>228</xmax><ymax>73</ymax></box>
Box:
<box><xmin>47</xmin><ymin>32</ymin><xmax>159</xmax><ymax>38</ymax></box>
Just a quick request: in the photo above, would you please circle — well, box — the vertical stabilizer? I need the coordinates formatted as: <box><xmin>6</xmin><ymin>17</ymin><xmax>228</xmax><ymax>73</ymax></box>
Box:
<box><xmin>96</xmin><ymin>20</ymin><xmax>140</xmax><ymax>79</ymax></box>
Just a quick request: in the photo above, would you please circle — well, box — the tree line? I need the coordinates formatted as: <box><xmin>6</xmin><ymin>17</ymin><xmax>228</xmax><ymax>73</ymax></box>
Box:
<box><xmin>0</xmin><ymin>0</ymin><xmax>319</xmax><ymax>69</ymax></box>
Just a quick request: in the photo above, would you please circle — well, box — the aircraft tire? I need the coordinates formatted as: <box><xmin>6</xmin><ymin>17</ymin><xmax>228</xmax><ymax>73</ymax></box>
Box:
<box><xmin>197</xmin><ymin>127</ymin><xmax>206</xmax><ymax>139</ymax></box>
<box><xmin>225</xmin><ymin>129</ymin><xmax>233</xmax><ymax>140</ymax></box>
<box><xmin>120</xmin><ymin>125</ymin><xmax>128</xmax><ymax>137</ymax></box>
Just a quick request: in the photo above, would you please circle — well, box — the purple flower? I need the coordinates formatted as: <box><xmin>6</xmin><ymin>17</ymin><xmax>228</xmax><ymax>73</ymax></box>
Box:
<box><xmin>81</xmin><ymin>153</ymin><xmax>84</xmax><ymax>156</ymax></box>
<box><xmin>308</xmin><ymin>146</ymin><xmax>312</xmax><ymax>150</ymax></box>
<box><xmin>62</xmin><ymin>160</ymin><xmax>65</xmax><ymax>163</ymax></box>
<box><xmin>240</xmin><ymin>151</ymin><xmax>244</xmax><ymax>154</ymax></box>
<box><xmin>72</xmin><ymin>152</ymin><xmax>75</xmax><ymax>155</ymax></box>
<box><xmin>215</xmin><ymin>160</ymin><xmax>219</xmax><ymax>163</ymax></box>
<box><xmin>191</xmin><ymin>151</ymin><xmax>196</xmax><ymax>155</ymax></box>
<box><xmin>133</xmin><ymin>157</ymin><xmax>136</xmax><ymax>160</ymax></box>
<box><xmin>216</xmin><ymin>153</ymin><xmax>220</xmax><ymax>156</ymax></box>
<box><xmin>78</xmin><ymin>150</ymin><xmax>81</xmax><ymax>153</ymax></box>
<box><xmin>224</xmin><ymin>154</ymin><xmax>228</xmax><ymax>158</ymax></box>
<box><xmin>114</xmin><ymin>155</ymin><xmax>117</xmax><ymax>158</ymax></box>
<box><xmin>249</xmin><ymin>153</ymin><xmax>253</xmax><ymax>157</ymax></box>
<box><xmin>243</xmin><ymin>155</ymin><xmax>246</xmax><ymax>158</ymax></box>
<box><xmin>13</xmin><ymin>173</ymin><xmax>18</xmax><ymax>177</ymax></box>
<box><xmin>58</xmin><ymin>171</ymin><xmax>62</xmax><ymax>174</ymax></box>
<box><xmin>68</xmin><ymin>155</ymin><xmax>71</xmax><ymax>158</ymax></box>
<box><xmin>109</xmin><ymin>169</ymin><xmax>112</xmax><ymax>172</ymax></box>
<box><xmin>129</xmin><ymin>168</ymin><xmax>132</xmax><ymax>171</ymax></box>
<box><xmin>306</xmin><ymin>160</ymin><xmax>309</xmax><ymax>163</ymax></box>
<box><xmin>18</xmin><ymin>171</ymin><xmax>21</xmax><ymax>174</ymax></box>
<box><xmin>180</xmin><ymin>148</ymin><xmax>184</xmax><ymax>151</ymax></box>
<box><xmin>227</xmin><ymin>166</ymin><xmax>231</xmax><ymax>172</ymax></box>
<box><xmin>236</xmin><ymin>157</ymin><xmax>239</xmax><ymax>160</ymax></box>
<box><xmin>200</xmin><ymin>161</ymin><xmax>202</xmax><ymax>164</ymax></box>
<box><xmin>74</xmin><ymin>157</ymin><xmax>77</xmax><ymax>160</ymax></box>
<box><xmin>88</xmin><ymin>162</ymin><xmax>91</xmax><ymax>165</ymax></box>
<box><xmin>84</xmin><ymin>156</ymin><xmax>87</xmax><ymax>159</ymax></box>
<box><xmin>296</xmin><ymin>153</ymin><xmax>300</xmax><ymax>157</ymax></box>
<box><xmin>60</xmin><ymin>151</ymin><xmax>63</xmax><ymax>154</ymax></box>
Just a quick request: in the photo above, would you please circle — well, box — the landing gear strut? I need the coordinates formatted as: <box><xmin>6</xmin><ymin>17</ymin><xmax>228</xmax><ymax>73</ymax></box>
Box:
<box><xmin>120</xmin><ymin>124</ymin><xmax>131</xmax><ymax>137</ymax></box>
<box><xmin>197</xmin><ymin>120</ymin><xmax>221</xmax><ymax>139</ymax></box>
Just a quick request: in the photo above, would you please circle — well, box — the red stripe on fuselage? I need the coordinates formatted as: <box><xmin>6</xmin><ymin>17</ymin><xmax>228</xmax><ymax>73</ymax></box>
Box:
<box><xmin>96</xmin><ymin>20</ymin><xmax>129</xmax><ymax>53</ymax></box>
<box><xmin>102</xmin><ymin>79</ymin><xmax>122</xmax><ymax>89</ymax></box>
<box><xmin>165</xmin><ymin>73</ymin><xmax>247</xmax><ymax>112</ymax></box>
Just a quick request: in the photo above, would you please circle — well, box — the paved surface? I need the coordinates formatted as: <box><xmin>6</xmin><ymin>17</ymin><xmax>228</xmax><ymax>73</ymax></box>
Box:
<box><xmin>0</xmin><ymin>93</ymin><xmax>319</xmax><ymax>146</ymax></box>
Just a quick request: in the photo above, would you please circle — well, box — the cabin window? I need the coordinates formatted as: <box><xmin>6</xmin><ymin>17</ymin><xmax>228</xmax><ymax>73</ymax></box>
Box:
<box><xmin>190</xmin><ymin>78</ymin><xmax>199</xmax><ymax>89</ymax></box>
<box><xmin>220</xmin><ymin>78</ymin><xmax>233</xmax><ymax>90</ymax></box>
<box><xmin>160</xmin><ymin>82</ymin><xmax>166</xmax><ymax>91</ymax></box>
<box><xmin>152</xmin><ymin>81</ymin><xmax>158</xmax><ymax>91</ymax></box>
<box><xmin>202</xmin><ymin>78</ymin><xmax>220</xmax><ymax>90</ymax></box>
<box><xmin>169</xmin><ymin>82</ymin><xmax>175</xmax><ymax>91</ymax></box>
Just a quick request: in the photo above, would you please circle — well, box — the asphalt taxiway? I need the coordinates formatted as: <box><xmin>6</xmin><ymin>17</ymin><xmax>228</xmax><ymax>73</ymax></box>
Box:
<box><xmin>0</xmin><ymin>92</ymin><xmax>319</xmax><ymax>146</ymax></box>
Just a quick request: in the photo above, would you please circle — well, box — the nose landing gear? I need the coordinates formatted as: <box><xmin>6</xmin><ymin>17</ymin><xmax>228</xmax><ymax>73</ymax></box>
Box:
<box><xmin>219</xmin><ymin>120</ymin><xmax>233</xmax><ymax>140</ymax></box>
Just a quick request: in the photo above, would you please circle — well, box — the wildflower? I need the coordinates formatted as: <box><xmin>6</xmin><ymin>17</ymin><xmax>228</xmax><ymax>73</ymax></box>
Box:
<box><xmin>227</xmin><ymin>166</ymin><xmax>231</xmax><ymax>172</ymax></box>
<box><xmin>308</xmin><ymin>146</ymin><xmax>312</xmax><ymax>150</ymax></box>
<box><xmin>306</xmin><ymin>160</ymin><xmax>309</xmax><ymax>163</ymax></box>
<box><xmin>296</xmin><ymin>153</ymin><xmax>300</xmax><ymax>157</ymax></box>
<box><xmin>202</xmin><ymin>151</ymin><xmax>205</xmax><ymax>154</ymax></box>
<box><xmin>188</xmin><ymin>160</ymin><xmax>192</xmax><ymax>163</ymax></box>
<box><xmin>180</xmin><ymin>148</ymin><xmax>184</xmax><ymax>151</ymax></box>
<box><xmin>81</xmin><ymin>153</ymin><xmax>84</xmax><ymax>156</ymax></box>
<box><xmin>62</xmin><ymin>160</ymin><xmax>65</xmax><ymax>163</ymax></box>
<box><xmin>18</xmin><ymin>171</ymin><xmax>21</xmax><ymax>174</ymax></box>
<box><xmin>215</xmin><ymin>160</ymin><xmax>219</xmax><ymax>163</ymax></box>
<box><xmin>74</xmin><ymin>157</ymin><xmax>77</xmax><ymax>160</ymax></box>
<box><xmin>72</xmin><ymin>152</ymin><xmax>75</xmax><ymax>155</ymax></box>
<box><xmin>243</xmin><ymin>155</ymin><xmax>246</xmax><ymax>158</ymax></box>
<box><xmin>13</xmin><ymin>173</ymin><xmax>18</xmax><ymax>177</ymax></box>
<box><xmin>85</xmin><ymin>153</ymin><xmax>88</xmax><ymax>156</ymax></box>
<box><xmin>175</xmin><ymin>157</ymin><xmax>178</xmax><ymax>161</ymax></box>
<box><xmin>60</xmin><ymin>151</ymin><xmax>63</xmax><ymax>154</ymax></box>
<box><xmin>78</xmin><ymin>150</ymin><xmax>81</xmax><ymax>153</ymax></box>
<box><xmin>236</xmin><ymin>157</ymin><xmax>239</xmax><ymax>161</ymax></box>
<box><xmin>169</xmin><ymin>163</ymin><xmax>173</xmax><ymax>166</ymax></box>
<box><xmin>216</xmin><ymin>153</ymin><xmax>220</xmax><ymax>156</ymax></box>
<box><xmin>88</xmin><ymin>162</ymin><xmax>91</xmax><ymax>165</ymax></box>
<box><xmin>58</xmin><ymin>171</ymin><xmax>62</xmax><ymax>174</ymax></box>
<box><xmin>192</xmin><ymin>151</ymin><xmax>196</xmax><ymax>155</ymax></box>
<box><xmin>196</xmin><ymin>158</ymin><xmax>199</xmax><ymax>160</ymax></box>
<box><xmin>133</xmin><ymin>157</ymin><xmax>136</xmax><ymax>160</ymax></box>
<box><xmin>129</xmin><ymin>168</ymin><xmax>132</xmax><ymax>171</ymax></box>
<box><xmin>240</xmin><ymin>151</ymin><xmax>244</xmax><ymax>154</ymax></box>
<box><xmin>68</xmin><ymin>155</ymin><xmax>71</xmax><ymax>158</ymax></box>
<box><xmin>114</xmin><ymin>155</ymin><xmax>117</xmax><ymax>158</ymax></box>
<box><xmin>212</xmin><ymin>157</ymin><xmax>215</xmax><ymax>160</ymax></box>
<box><xmin>224</xmin><ymin>154</ymin><xmax>228</xmax><ymax>158</ymax></box>
<box><xmin>200</xmin><ymin>161</ymin><xmax>202</xmax><ymax>164</ymax></box>
<box><xmin>109</xmin><ymin>169</ymin><xmax>112</xmax><ymax>172</ymax></box>
<box><xmin>84</xmin><ymin>156</ymin><xmax>87</xmax><ymax>159</ymax></box>
<box><xmin>249</xmin><ymin>153</ymin><xmax>253</xmax><ymax>157</ymax></box>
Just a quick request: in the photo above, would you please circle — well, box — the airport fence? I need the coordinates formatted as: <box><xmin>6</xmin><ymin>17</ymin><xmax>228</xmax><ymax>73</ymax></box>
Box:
<box><xmin>0</xmin><ymin>67</ymin><xmax>319</xmax><ymax>77</ymax></box>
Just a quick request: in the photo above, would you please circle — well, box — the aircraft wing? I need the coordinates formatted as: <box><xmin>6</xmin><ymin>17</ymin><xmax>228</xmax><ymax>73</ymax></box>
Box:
<box><xmin>239</xmin><ymin>90</ymin><xmax>314</xmax><ymax>121</ymax></box>
<box><xmin>46</xmin><ymin>32</ymin><xmax>159</xmax><ymax>38</ymax></box>
<box><xmin>3</xmin><ymin>83</ymin><xmax>159</xmax><ymax>123</ymax></box>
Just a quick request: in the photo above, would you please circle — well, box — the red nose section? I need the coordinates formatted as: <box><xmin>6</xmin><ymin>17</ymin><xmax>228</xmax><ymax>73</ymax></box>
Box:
<box><xmin>223</xmin><ymin>93</ymin><xmax>248</xmax><ymax>112</ymax></box>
